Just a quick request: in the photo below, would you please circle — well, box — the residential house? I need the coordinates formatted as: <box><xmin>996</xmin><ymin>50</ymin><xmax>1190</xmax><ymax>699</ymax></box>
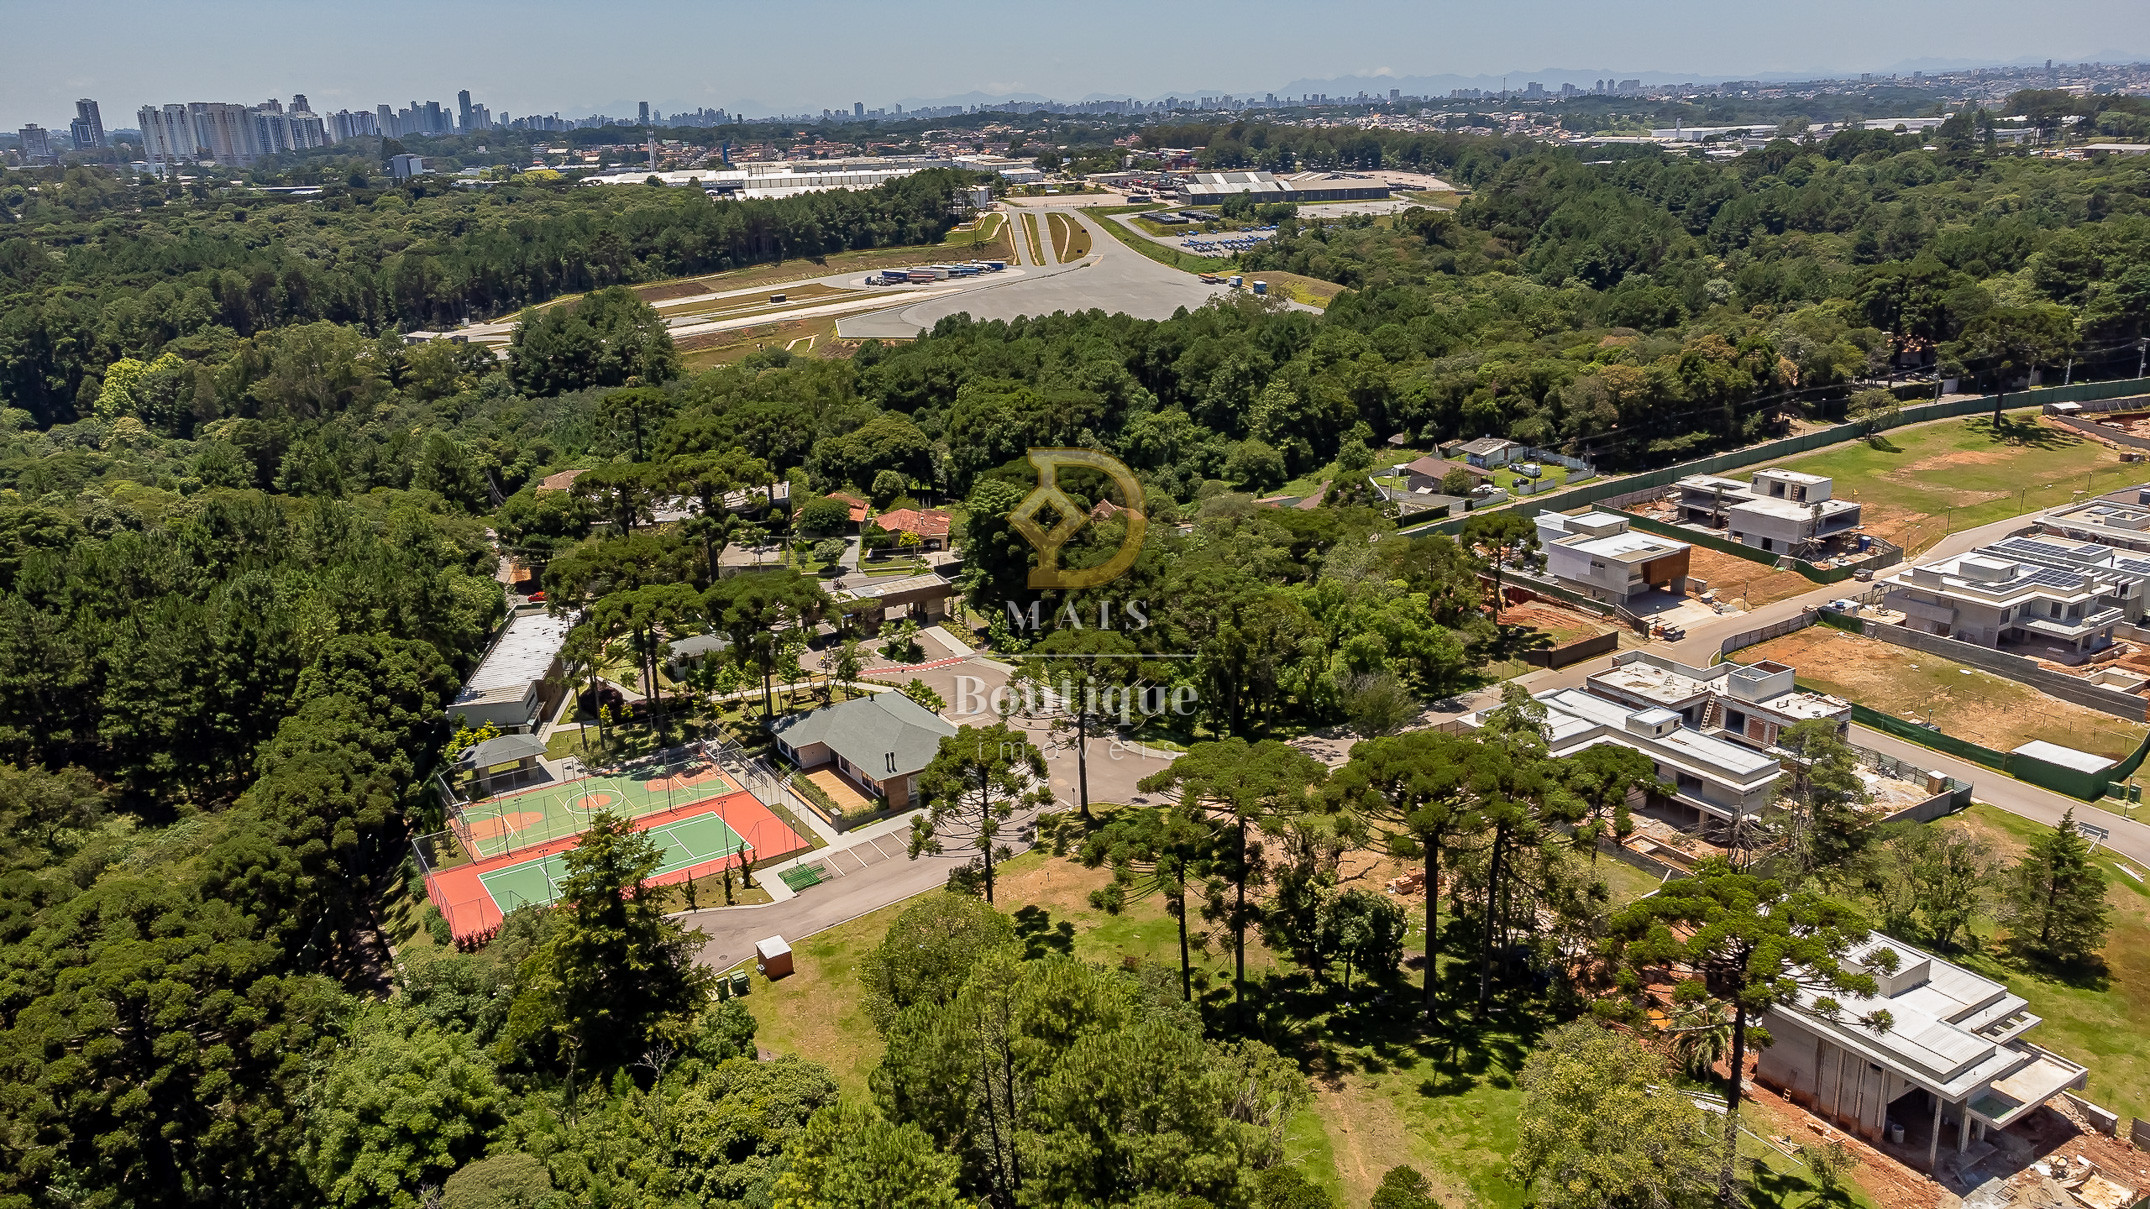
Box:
<box><xmin>1674</xmin><ymin>468</ymin><xmax>1863</xmax><ymax>556</ymax></box>
<box><xmin>1535</xmin><ymin>511</ymin><xmax>1692</xmax><ymax>604</ymax></box>
<box><xmin>767</xmin><ymin>690</ymin><xmax>956</xmax><ymax>809</ymax></box>
<box><xmin>1972</xmin><ymin>534</ymin><xmax>2150</xmax><ymax>622</ymax></box>
<box><xmin>1880</xmin><ymin>551</ymin><xmax>2124</xmax><ymax>654</ymax></box>
<box><xmin>1400</xmin><ymin>455</ymin><xmax>1493</xmax><ymax>493</ymax></box>
<box><xmin>1584</xmin><ymin>650</ymin><xmax>1852</xmax><ymax>751</ymax></box>
<box><xmin>1461</xmin><ymin>686</ymin><xmax>1782</xmax><ymax>828</ymax></box>
<box><xmin>2035</xmin><ymin>492</ymin><xmax>2150</xmax><ymax>554</ymax></box>
<box><xmin>832</xmin><ymin>573</ymin><xmax>957</xmax><ymax>632</ymax></box>
<box><xmin>1454</xmin><ymin>437</ymin><xmax>1519</xmax><ymax>469</ymax></box>
<box><xmin>1755</xmin><ymin>934</ymin><xmax>2087</xmax><ymax>1171</ymax></box>
<box><xmin>872</xmin><ymin>507</ymin><xmax>952</xmax><ymax>552</ymax></box>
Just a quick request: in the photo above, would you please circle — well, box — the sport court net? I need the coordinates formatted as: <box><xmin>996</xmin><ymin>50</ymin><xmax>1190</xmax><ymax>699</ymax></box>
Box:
<box><xmin>477</xmin><ymin>810</ymin><xmax>750</xmax><ymax>913</ymax></box>
<box><xmin>439</xmin><ymin>747</ymin><xmax>741</xmax><ymax>864</ymax></box>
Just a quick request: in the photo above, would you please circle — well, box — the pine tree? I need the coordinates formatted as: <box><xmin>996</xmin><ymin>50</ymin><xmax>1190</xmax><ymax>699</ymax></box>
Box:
<box><xmin>2003</xmin><ymin>808</ymin><xmax>2110</xmax><ymax>966</ymax></box>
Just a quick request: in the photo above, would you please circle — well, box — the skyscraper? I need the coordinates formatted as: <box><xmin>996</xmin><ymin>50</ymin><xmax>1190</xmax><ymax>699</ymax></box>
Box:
<box><xmin>638</xmin><ymin>101</ymin><xmax>650</xmax><ymax>126</ymax></box>
<box><xmin>377</xmin><ymin>103</ymin><xmax>397</xmax><ymax>137</ymax></box>
<box><xmin>16</xmin><ymin>125</ymin><xmax>56</xmax><ymax>164</ymax></box>
<box><xmin>458</xmin><ymin>89</ymin><xmax>474</xmax><ymax>132</ymax></box>
<box><xmin>854</xmin><ymin>101</ymin><xmax>864</xmax><ymax>118</ymax></box>
<box><xmin>70</xmin><ymin>99</ymin><xmax>106</xmax><ymax>150</ymax></box>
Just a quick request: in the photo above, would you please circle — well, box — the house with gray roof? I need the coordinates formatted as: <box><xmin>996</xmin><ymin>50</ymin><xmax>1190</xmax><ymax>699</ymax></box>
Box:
<box><xmin>453</xmin><ymin>732</ymin><xmax>550</xmax><ymax>794</ymax></box>
<box><xmin>1756</xmin><ymin>934</ymin><xmax>2087</xmax><ymax>1172</ymax></box>
<box><xmin>767</xmin><ymin>690</ymin><xmax>956</xmax><ymax>809</ymax></box>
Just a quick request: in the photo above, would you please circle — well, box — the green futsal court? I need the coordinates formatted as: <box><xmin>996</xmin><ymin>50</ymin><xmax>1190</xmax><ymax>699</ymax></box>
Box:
<box><xmin>454</xmin><ymin>762</ymin><xmax>740</xmax><ymax>861</ymax></box>
<box><xmin>476</xmin><ymin>810</ymin><xmax>750</xmax><ymax>913</ymax></box>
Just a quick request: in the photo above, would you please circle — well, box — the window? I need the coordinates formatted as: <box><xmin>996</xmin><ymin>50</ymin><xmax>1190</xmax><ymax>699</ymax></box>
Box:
<box><xmin>1761</xmin><ymin>537</ymin><xmax>1775</xmax><ymax>552</ymax></box>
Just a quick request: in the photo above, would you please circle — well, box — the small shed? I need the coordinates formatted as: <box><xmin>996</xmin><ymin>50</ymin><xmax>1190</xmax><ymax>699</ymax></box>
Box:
<box><xmin>754</xmin><ymin>935</ymin><xmax>794</xmax><ymax>979</ymax></box>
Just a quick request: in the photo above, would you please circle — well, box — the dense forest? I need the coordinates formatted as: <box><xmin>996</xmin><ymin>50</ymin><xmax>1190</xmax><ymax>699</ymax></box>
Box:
<box><xmin>0</xmin><ymin>111</ymin><xmax>2143</xmax><ymax>1208</ymax></box>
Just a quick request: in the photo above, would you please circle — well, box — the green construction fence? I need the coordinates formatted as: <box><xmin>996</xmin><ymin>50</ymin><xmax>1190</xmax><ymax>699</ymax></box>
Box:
<box><xmin>1844</xmin><ymin>701</ymin><xmax>2150</xmax><ymax>802</ymax></box>
<box><xmin>1400</xmin><ymin>377</ymin><xmax>2150</xmax><ymax>541</ymax></box>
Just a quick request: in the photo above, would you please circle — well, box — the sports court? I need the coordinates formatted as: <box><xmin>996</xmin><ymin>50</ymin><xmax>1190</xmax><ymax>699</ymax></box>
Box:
<box><xmin>452</xmin><ymin>761</ymin><xmax>741</xmax><ymax>862</ymax></box>
<box><xmin>477</xmin><ymin>810</ymin><xmax>748</xmax><ymax>913</ymax></box>
<box><xmin>423</xmin><ymin>772</ymin><xmax>812</xmax><ymax>946</ymax></box>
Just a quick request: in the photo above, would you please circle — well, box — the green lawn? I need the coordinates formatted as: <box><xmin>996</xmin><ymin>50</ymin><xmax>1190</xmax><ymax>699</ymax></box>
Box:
<box><xmin>1771</xmin><ymin>413</ymin><xmax>2126</xmax><ymax>552</ymax></box>
<box><xmin>1928</xmin><ymin>806</ymin><xmax>2150</xmax><ymax>1123</ymax></box>
<box><xmin>1082</xmin><ymin>207</ymin><xmax>1235</xmax><ymax>273</ymax></box>
<box><xmin>727</xmin><ymin>832</ymin><xmax>1724</xmax><ymax>1209</ymax></box>
<box><xmin>1491</xmin><ymin>463</ymin><xmax>1569</xmax><ymax>491</ymax></box>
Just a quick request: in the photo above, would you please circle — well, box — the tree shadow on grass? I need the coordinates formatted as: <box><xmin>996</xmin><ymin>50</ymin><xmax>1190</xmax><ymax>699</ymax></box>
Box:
<box><xmin>1966</xmin><ymin>413</ymin><xmax>2080</xmax><ymax>452</ymax></box>
<box><xmin>1011</xmin><ymin>904</ymin><xmax>1075</xmax><ymax>958</ymax></box>
<box><xmin>1745</xmin><ymin>1162</ymin><xmax>1860</xmax><ymax>1209</ymax></box>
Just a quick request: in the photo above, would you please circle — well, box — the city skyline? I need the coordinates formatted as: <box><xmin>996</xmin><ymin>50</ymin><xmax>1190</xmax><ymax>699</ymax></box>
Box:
<box><xmin>5</xmin><ymin>0</ymin><xmax>2150</xmax><ymax>131</ymax></box>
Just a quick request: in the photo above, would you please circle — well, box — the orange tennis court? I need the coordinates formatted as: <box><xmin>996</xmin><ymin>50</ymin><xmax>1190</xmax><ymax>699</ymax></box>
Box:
<box><xmin>426</xmin><ymin>785</ymin><xmax>811</xmax><ymax>947</ymax></box>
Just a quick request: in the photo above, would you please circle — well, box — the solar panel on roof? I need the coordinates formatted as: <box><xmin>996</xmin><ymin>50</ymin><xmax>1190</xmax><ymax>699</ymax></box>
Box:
<box><xmin>2025</xmin><ymin>567</ymin><xmax>2087</xmax><ymax>589</ymax></box>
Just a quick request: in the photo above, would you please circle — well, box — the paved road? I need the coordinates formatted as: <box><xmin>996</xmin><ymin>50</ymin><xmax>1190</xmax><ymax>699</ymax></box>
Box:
<box><xmin>1851</xmin><ymin>724</ymin><xmax>2150</xmax><ymax>867</ymax></box>
<box><xmin>836</xmin><ymin>209</ymin><xmax>1231</xmax><ymax>339</ymax></box>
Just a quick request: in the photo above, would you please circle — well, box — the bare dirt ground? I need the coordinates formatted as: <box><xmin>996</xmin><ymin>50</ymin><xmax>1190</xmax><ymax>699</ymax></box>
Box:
<box><xmin>1683</xmin><ymin>545</ymin><xmax>1816</xmax><ymax>608</ymax></box>
<box><xmin>1497</xmin><ymin>601</ymin><xmax>1613</xmax><ymax>645</ymax></box>
<box><xmin>1737</xmin><ymin>626</ymin><xmax>2150</xmax><ymax>758</ymax></box>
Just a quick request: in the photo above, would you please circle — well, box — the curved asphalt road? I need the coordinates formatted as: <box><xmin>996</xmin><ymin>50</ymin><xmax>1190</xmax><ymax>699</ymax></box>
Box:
<box><xmin>835</xmin><ymin>207</ymin><xmax>1233</xmax><ymax>339</ymax></box>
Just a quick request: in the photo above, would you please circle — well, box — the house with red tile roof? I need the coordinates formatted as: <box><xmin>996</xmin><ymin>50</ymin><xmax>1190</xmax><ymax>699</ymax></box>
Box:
<box><xmin>871</xmin><ymin>507</ymin><xmax>952</xmax><ymax>550</ymax></box>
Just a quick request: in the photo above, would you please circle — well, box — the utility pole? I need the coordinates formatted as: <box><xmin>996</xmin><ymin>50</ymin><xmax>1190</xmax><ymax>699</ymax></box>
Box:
<box><xmin>2137</xmin><ymin>338</ymin><xmax>2147</xmax><ymax>381</ymax></box>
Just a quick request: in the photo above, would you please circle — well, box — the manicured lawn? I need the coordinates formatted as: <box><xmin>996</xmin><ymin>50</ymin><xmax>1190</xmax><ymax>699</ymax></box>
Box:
<box><xmin>939</xmin><ymin>211</ymin><xmax>1008</xmax><ymax>254</ymax></box>
<box><xmin>1771</xmin><ymin>414</ymin><xmax>2126</xmax><ymax>552</ymax></box>
<box><xmin>1491</xmin><ymin>463</ymin><xmax>1568</xmax><ymax>491</ymax></box>
<box><xmin>1048</xmin><ymin>212</ymin><xmax>1092</xmax><ymax>261</ymax></box>
<box><xmin>1020</xmin><ymin>211</ymin><xmax>1045</xmax><ymax>265</ymax></box>
<box><xmin>1929</xmin><ymin>805</ymin><xmax>2150</xmax><ymax>1122</ymax></box>
<box><xmin>1731</xmin><ymin>624</ymin><xmax>2150</xmax><ymax>760</ymax></box>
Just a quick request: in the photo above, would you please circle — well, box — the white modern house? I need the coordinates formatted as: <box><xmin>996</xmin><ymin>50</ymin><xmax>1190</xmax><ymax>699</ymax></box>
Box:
<box><xmin>1674</xmin><ymin>467</ymin><xmax>1863</xmax><ymax>556</ymax></box>
<box><xmin>1880</xmin><ymin>551</ymin><xmax>2124</xmax><ymax>655</ymax></box>
<box><xmin>1535</xmin><ymin>511</ymin><xmax>1692</xmax><ymax>604</ymax></box>
<box><xmin>1756</xmin><ymin>934</ymin><xmax>2087</xmax><ymax>1172</ymax></box>
<box><xmin>1584</xmin><ymin>650</ymin><xmax>1852</xmax><ymax>752</ymax></box>
<box><xmin>1461</xmin><ymin>686</ymin><xmax>1782</xmax><ymax>828</ymax></box>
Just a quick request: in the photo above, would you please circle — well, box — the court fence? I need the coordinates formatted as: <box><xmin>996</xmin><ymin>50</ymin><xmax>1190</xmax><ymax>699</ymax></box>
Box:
<box><xmin>439</xmin><ymin>742</ymin><xmax>736</xmax><ymax>865</ymax></box>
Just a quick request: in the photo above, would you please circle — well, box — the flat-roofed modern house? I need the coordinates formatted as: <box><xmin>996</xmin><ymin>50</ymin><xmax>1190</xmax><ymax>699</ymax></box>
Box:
<box><xmin>447</xmin><ymin>609</ymin><xmax>572</xmax><ymax>733</ymax></box>
<box><xmin>1535</xmin><ymin>511</ymin><xmax>1692</xmax><ymax>604</ymax></box>
<box><xmin>1584</xmin><ymin>650</ymin><xmax>1852</xmax><ymax>751</ymax></box>
<box><xmin>2036</xmin><ymin>492</ymin><xmax>2150</xmax><ymax>554</ymax></box>
<box><xmin>1462</xmin><ymin>686</ymin><xmax>1781</xmax><ymax>828</ymax></box>
<box><xmin>1881</xmin><ymin>551</ymin><xmax>2124</xmax><ymax>654</ymax></box>
<box><xmin>1971</xmin><ymin>534</ymin><xmax>2150</xmax><ymax>622</ymax></box>
<box><xmin>1673</xmin><ymin>468</ymin><xmax>1862</xmax><ymax>556</ymax></box>
<box><xmin>1755</xmin><ymin>934</ymin><xmax>2087</xmax><ymax>1171</ymax></box>
<box><xmin>768</xmin><ymin>690</ymin><xmax>956</xmax><ymax>810</ymax></box>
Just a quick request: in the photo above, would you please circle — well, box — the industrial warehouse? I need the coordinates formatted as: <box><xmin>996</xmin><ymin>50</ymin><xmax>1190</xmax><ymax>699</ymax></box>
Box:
<box><xmin>1173</xmin><ymin>169</ymin><xmax>1394</xmax><ymax>204</ymax></box>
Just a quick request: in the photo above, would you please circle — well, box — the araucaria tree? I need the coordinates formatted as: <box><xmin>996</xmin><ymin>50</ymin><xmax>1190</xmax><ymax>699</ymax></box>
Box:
<box><xmin>1326</xmin><ymin>729</ymin><xmax>1483</xmax><ymax>1014</ymax></box>
<box><xmin>1140</xmin><ymin>737</ymin><xmax>1327</xmax><ymax>1016</ymax></box>
<box><xmin>909</xmin><ymin>723</ymin><xmax>1052</xmax><ymax>904</ymax></box>
<box><xmin>2002</xmin><ymin>807</ymin><xmax>2110</xmax><ymax>966</ymax></box>
<box><xmin>1607</xmin><ymin>859</ymin><xmax>1883</xmax><ymax>1201</ymax></box>
<box><xmin>1080</xmin><ymin>805</ymin><xmax>1221</xmax><ymax>1000</ymax></box>
<box><xmin>503</xmin><ymin>812</ymin><xmax>713</xmax><ymax>1071</ymax></box>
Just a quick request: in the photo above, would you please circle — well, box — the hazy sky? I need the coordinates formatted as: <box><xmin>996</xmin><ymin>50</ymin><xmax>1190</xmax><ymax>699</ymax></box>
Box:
<box><xmin>6</xmin><ymin>0</ymin><xmax>2150</xmax><ymax>130</ymax></box>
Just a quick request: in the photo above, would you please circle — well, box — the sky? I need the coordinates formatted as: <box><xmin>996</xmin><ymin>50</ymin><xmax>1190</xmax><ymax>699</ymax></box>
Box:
<box><xmin>6</xmin><ymin>0</ymin><xmax>2150</xmax><ymax>130</ymax></box>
